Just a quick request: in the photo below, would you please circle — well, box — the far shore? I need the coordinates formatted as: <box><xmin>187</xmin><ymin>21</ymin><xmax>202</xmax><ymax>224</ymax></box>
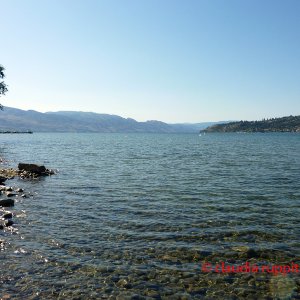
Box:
<box><xmin>0</xmin><ymin>131</ymin><xmax>33</xmax><ymax>134</ymax></box>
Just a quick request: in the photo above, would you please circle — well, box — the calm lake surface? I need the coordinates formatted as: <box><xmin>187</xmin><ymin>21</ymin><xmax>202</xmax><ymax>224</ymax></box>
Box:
<box><xmin>0</xmin><ymin>133</ymin><xmax>299</xmax><ymax>299</ymax></box>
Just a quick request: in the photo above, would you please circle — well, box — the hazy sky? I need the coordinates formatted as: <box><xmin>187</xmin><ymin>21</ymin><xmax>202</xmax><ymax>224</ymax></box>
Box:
<box><xmin>1</xmin><ymin>0</ymin><xmax>299</xmax><ymax>122</ymax></box>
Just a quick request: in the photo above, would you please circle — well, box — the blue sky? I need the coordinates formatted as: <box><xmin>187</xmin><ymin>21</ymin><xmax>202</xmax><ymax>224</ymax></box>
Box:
<box><xmin>1</xmin><ymin>0</ymin><xmax>299</xmax><ymax>122</ymax></box>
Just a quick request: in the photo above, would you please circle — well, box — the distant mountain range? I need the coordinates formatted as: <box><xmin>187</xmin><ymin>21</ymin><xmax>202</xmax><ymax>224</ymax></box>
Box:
<box><xmin>0</xmin><ymin>107</ymin><xmax>227</xmax><ymax>133</ymax></box>
<box><xmin>201</xmin><ymin>115</ymin><xmax>300</xmax><ymax>133</ymax></box>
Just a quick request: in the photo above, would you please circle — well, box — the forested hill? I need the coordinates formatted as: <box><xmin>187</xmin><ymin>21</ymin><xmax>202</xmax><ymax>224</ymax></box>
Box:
<box><xmin>201</xmin><ymin>116</ymin><xmax>300</xmax><ymax>133</ymax></box>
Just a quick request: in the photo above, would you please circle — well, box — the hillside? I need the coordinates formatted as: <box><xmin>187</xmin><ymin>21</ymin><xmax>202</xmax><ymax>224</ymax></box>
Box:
<box><xmin>201</xmin><ymin>115</ymin><xmax>300</xmax><ymax>133</ymax></box>
<box><xmin>0</xmin><ymin>107</ymin><xmax>216</xmax><ymax>133</ymax></box>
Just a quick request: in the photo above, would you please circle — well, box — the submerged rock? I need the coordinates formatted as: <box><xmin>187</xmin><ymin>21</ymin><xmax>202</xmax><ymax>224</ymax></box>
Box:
<box><xmin>5</xmin><ymin>192</ymin><xmax>17</xmax><ymax>197</ymax></box>
<box><xmin>247</xmin><ymin>248</ymin><xmax>260</xmax><ymax>259</ymax></box>
<box><xmin>0</xmin><ymin>176</ymin><xmax>7</xmax><ymax>184</ymax></box>
<box><xmin>0</xmin><ymin>199</ymin><xmax>14</xmax><ymax>207</ymax></box>
<box><xmin>5</xmin><ymin>219</ymin><xmax>13</xmax><ymax>227</ymax></box>
<box><xmin>116</xmin><ymin>279</ymin><xmax>132</xmax><ymax>289</ymax></box>
<box><xmin>2</xmin><ymin>211</ymin><xmax>12</xmax><ymax>219</ymax></box>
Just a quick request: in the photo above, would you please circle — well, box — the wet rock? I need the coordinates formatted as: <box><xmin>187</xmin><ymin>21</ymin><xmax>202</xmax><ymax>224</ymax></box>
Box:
<box><xmin>145</xmin><ymin>290</ymin><xmax>161</xmax><ymax>298</ymax></box>
<box><xmin>18</xmin><ymin>163</ymin><xmax>46</xmax><ymax>174</ymax></box>
<box><xmin>16</xmin><ymin>188</ymin><xmax>24</xmax><ymax>193</ymax></box>
<box><xmin>116</xmin><ymin>279</ymin><xmax>132</xmax><ymax>289</ymax></box>
<box><xmin>111</xmin><ymin>275</ymin><xmax>120</xmax><ymax>283</ymax></box>
<box><xmin>1</xmin><ymin>166</ymin><xmax>54</xmax><ymax>179</ymax></box>
<box><xmin>247</xmin><ymin>248</ymin><xmax>259</xmax><ymax>259</ymax></box>
<box><xmin>21</xmin><ymin>194</ymin><xmax>27</xmax><ymax>198</ymax></box>
<box><xmin>18</xmin><ymin>163</ymin><xmax>54</xmax><ymax>176</ymax></box>
<box><xmin>232</xmin><ymin>246</ymin><xmax>249</xmax><ymax>253</ymax></box>
<box><xmin>5</xmin><ymin>186</ymin><xmax>13</xmax><ymax>192</ymax></box>
<box><xmin>0</xmin><ymin>176</ymin><xmax>7</xmax><ymax>184</ymax></box>
<box><xmin>0</xmin><ymin>199</ymin><xmax>14</xmax><ymax>207</ymax></box>
<box><xmin>6</xmin><ymin>192</ymin><xmax>17</xmax><ymax>197</ymax></box>
<box><xmin>129</xmin><ymin>294</ymin><xmax>144</xmax><ymax>300</ymax></box>
<box><xmin>0</xmin><ymin>168</ymin><xmax>18</xmax><ymax>179</ymax></box>
<box><xmin>5</xmin><ymin>219</ymin><xmax>13</xmax><ymax>227</ymax></box>
<box><xmin>47</xmin><ymin>169</ymin><xmax>55</xmax><ymax>175</ymax></box>
<box><xmin>2</xmin><ymin>211</ymin><xmax>12</xmax><ymax>219</ymax></box>
<box><xmin>104</xmin><ymin>287</ymin><xmax>113</xmax><ymax>293</ymax></box>
<box><xmin>270</xmin><ymin>275</ymin><xmax>297</xmax><ymax>298</ymax></box>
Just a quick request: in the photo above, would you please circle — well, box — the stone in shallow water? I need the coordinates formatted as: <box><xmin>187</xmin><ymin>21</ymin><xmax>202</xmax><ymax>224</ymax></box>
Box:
<box><xmin>18</xmin><ymin>163</ymin><xmax>47</xmax><ymax>174</ymax></box>
<box><xmin>231</xmin><ymin>246</ymin><xmax>250</xmax><ymax>252</ymax></box>
<box><xmin>0</xmin><ymin>176</ymin><xmax>7</xmax><ymax>184</ymax></box>
<box><xmin>246</xmin><ymin>248</ymin><xmax>259</xmax><ymax>259</ymax></box>
<box><xmin>5</xmin><ymin>219</ymin><xmax>13</xmax><ymax>227</ymax></box>
<box><xmin>18</xmin><ymin>163</ymin><xmax>55</xmax><ymax>176</ymax></box>
<box><xmin>116</xmin><ymin>279</ymin><xmax>132</xmax><ymax>289</ymax></box>
<box><xmin>270</xmin><ymin>275</ymin><xmax>297</xmax><ymax>299</ymax></box>
<box><xmin>2</xmin><ymin>211</ymin><xmax>12</xmax><ymax>219</ymax></box>
<box><xmin>129</xmin><ymin>294</ymin><xmax>143</xmax><ymax>300</ymax></box>
<box><xmin>146</xmin><ymin>290</ymin><xmax>160</xmax><ymax>298</ymax></box>
<box><xmin>6</xmin><ymin>192</ymin><xmax>17</xmax><ymax>197</ymax></box>
<box><xmin>0</xmin><ymin>199</ymin><xmax>14</xmax><ymax>207</ymax></box>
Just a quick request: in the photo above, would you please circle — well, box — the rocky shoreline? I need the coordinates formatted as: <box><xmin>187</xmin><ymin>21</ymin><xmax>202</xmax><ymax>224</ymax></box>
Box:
<box><xmin>0</xmin><ymin>163</ymin><xmax>54</xmax><ymax>180</ymax></box>
<box><xmin>0</xmin><ymin>163</ymin><xmax>54</xmax><ymax>240</ymax></box>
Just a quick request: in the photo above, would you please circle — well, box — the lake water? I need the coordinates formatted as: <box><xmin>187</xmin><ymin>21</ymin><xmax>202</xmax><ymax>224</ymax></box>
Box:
<box><xmin>0</xmin><ymin>133</ymin><xmax>299</xmax><ymax>299</ymax></box>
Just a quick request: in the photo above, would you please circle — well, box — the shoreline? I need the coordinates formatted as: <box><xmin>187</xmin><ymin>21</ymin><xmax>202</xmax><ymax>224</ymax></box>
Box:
<box><xmin>0</xmin><ymin>131</ymin><xmax>33</xmax><ymax>134</ymax></box>
<box><xmin>0</xmin><ymin>163</ymin><xmax>54</xmax><ymax>236</ymax></box>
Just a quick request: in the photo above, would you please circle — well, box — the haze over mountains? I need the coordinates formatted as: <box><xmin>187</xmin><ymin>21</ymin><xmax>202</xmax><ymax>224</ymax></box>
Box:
<box><xmin>0</xmin><ymin>107</ymin><xmax>223</xmax><ymax>133</ymax></box>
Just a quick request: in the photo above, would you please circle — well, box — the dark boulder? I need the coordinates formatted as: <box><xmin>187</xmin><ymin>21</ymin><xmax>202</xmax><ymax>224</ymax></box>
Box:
<box><xmin>18</xmin><ymin>163</ymin><xmax>46</xmax><ymax>175</ymax></box>
<box><xmin>5</xmin><ymin>219</ymin><xmax>13</xmax><ymax>227</ymax></box>
<box><xmin>0</xmin><ymin>199</ymin><xmax>14</xmax><ymax>207</ymax></box>
<box><xmin>6</xmin><ymin>192</ymin><xmax>17</xmax><ymax>197</ymax></box>
<box><xmin>0</xmin><ymin>177</ymin><xmax>7</xmax><ymax>184</ymax></box>
<box><xmin>247</xmin><ymin>248</ymin><xmax>260</xmax><ymax>259</ymax></box>
<box><xmin>2</xmin><ymin>212</ymin><xmax>12</xmax><ymax>219</ymax></box>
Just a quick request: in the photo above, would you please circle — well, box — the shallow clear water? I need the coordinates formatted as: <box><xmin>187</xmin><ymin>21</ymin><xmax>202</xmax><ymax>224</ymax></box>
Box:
<box><xmin>0</xmin><ymin>133</ymin><xmax>299</xmax><ymax>299</ymax></box>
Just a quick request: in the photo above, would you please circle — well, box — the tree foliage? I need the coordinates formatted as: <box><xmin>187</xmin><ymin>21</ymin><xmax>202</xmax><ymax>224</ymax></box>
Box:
<box><xmin>201</xmin><ymin>115</ymin><xmax>300</xmax><ymax>133</ymax></box>
<box><xmin>0</xmin><ymin>64</ymin><xmax>8</xmax><ymax>110</ymax></box>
